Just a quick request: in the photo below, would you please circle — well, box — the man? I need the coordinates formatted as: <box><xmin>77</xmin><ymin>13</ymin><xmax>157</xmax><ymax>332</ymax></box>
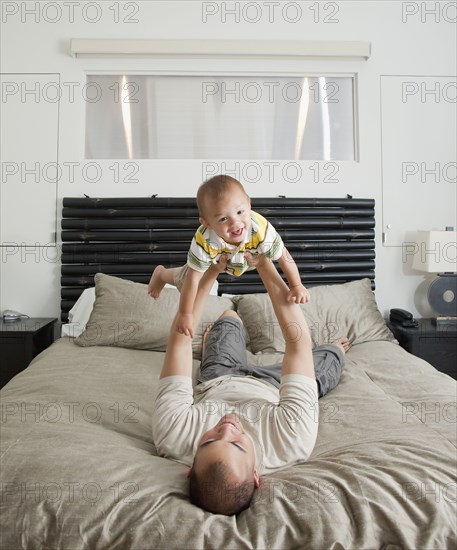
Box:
<box><xmin>152</xmin><ymin>255</ymin><xmax>346</xmax><ymax>515</ymax></box>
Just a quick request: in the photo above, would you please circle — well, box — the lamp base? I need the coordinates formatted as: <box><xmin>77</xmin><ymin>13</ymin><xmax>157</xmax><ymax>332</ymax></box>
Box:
<box><xmin>428</xmin><ymin>274</ymin><xmax>457</xmax><ymax>317</ymax></box>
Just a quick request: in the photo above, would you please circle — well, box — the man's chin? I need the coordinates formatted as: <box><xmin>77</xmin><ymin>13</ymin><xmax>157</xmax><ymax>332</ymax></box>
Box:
<box><xmin>219</xmin><ymin>413</ymin><xmax>244</xmax><ymax>431</ymax></box>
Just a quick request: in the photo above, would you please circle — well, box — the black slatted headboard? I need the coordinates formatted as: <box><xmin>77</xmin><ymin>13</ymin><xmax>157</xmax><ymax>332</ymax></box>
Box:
<box><xmin>61</xmin><ymin>197</ymin><xmax>375</xmax><ymax>322</ymax></box>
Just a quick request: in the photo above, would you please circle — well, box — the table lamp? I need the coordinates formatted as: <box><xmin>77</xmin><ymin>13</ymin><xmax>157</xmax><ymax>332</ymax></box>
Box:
<box><xmin>412</xmin><ymin>228</ymin><xmax>457</xmax><ymax>326</ymax></box>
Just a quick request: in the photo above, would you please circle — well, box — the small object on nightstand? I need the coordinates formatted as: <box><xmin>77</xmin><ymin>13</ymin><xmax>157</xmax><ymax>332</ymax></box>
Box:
<box><xmin>433</xmin><ymin>316</ymin><xmax>457</xmax><ymax>329</ymax></box>
<box><xmin>0</xmin><ymin>318</ymin><xmax>57</xmax><ymax>389</ymax></box>
<box><xmin>387</xmin><ymin>318</ymin><xmax>457</xmax><ymax>380</ymax></box>
<box><xmin>389</xmin><ymin>308</ymin><xmax>418</xmax><ymax>328</ymax></box>
<box><xmin>2</xmin><ymin>309</ymin><xmax>29</xmax><ymax>322</ymax></box>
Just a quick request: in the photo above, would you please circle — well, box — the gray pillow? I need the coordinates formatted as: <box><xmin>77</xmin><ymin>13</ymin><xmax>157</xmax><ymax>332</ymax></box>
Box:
<box><xmin>234</xmin><ymin>278</ymin><xmax>395</xmax><ymax>353</ymax></box>
<box><xmin>75</xmin><ymin>273</ymin><xmax>234</xmax><ymax>358</ymax></box>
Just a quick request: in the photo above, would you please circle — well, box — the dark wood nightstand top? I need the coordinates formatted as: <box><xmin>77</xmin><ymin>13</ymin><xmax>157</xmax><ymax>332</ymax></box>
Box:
<box><xmin>0</xmin><ymin>318</ymin><xmax>57</xmax><ymax>334</ymax></box>
<box><xmin>387</xmin><ymin>318</ymin><xmax>457</xmax><ymax>336</ymax></box>
<box><xmin>387</xmin><ymin>318</ymin><xmax>457</xmax><ymax>379</ymax></box>
<box><xmin>0</xmin><ymin>318</ymin><xmax>58</xmax><ymax>389</ymax></box>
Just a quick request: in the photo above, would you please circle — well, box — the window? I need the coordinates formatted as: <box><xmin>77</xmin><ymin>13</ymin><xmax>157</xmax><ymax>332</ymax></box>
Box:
<box><xmin>85</xmin><ymin>74</ymin><xmax>355</xmax><ymax>160</ymax></box>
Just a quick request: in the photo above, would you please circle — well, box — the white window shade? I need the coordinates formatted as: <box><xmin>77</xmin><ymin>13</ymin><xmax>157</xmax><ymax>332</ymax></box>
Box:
<box><xmin>85</xmin><ymin>75</ymin><xmax>355</xmax><ymax>160</ymax></box>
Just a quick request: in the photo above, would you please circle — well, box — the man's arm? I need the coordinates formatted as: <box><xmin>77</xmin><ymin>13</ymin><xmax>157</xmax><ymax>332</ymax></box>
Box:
<box><xmin>255</xmin><ymin>255</ymin><xmax>315</xmax><ymax>379</ymax></box>
<box><xmin>176</xmin><ymin>267</ymin><xmax>204</xmax><ymax>338</ymax></box>
<box><xmin>277</xmin><ymin>247</ymin><xmax>310</xmax><ymax>304</ymax></box>
<box><xmin>159</xmin><ymin>261</ymin><xmax>223</xmax><ymax>379</ymax></box>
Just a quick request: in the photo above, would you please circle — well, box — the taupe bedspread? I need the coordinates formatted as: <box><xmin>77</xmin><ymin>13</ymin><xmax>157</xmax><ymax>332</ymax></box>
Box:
<box><xmin>1</xmin><ymin>338</ymin><xmax>456</xmax><ymax>549</ymax></box>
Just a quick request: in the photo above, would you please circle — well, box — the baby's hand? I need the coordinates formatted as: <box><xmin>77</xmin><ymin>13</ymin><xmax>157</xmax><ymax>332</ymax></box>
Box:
<box><xmin>176</xmin><ymin>312</ymin><xmax>194</xmax><ymax>338</ymax></box>
<box><xmin>287</xmin><ymin>283</ymin><xmax>311</xmax><ymax>304</ymax></box>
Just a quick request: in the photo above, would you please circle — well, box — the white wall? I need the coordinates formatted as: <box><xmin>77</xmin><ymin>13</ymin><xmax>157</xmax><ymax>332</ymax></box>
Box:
<box><xmin>1</xmin><ymin>0</ymin><xmax>456</xmax><ymax>320</ymax></box>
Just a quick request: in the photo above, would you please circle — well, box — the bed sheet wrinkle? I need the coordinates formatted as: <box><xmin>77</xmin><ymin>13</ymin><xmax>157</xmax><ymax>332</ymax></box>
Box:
<box><xmin>15</xmin><ymin>502</ymin><xmax>57</xmax><ymax>550</ymax></box>
<box><xmin>355</xmin><ymin>370</ymin><xmax>456</xmax><ymax>446</ymax></box>
<box><xmin>335</xmin><ymin>345</ymin><xmax>456</xmax><ymax>441</ymax></box>
<box><xmin>100</xmin><ymin>495</ymin><xmax>151</xmax><ymax>550</ymax></box>
<box><xmin>353</xmin><ymin>473</ymin><xmax>427</xmax><ymax>549</ymax></box>
<box><xmin>0</xmin><ymin>436</ymin><xmax>25</xmax><ymax>460</ymax></box>
<box><xmin>305</xmin><ymin>459</ymin><xmax>376</xmax><ymax>547</ymax></box>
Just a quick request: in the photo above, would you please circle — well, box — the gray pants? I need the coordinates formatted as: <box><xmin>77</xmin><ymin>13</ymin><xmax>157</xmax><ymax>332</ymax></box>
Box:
<box><xmin>198</xmin><ymin>317</ymin><xmax>344</xmax><ymax>398</ymax></box>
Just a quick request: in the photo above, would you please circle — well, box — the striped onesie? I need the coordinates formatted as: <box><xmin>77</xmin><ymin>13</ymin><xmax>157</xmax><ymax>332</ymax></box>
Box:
<box><xmin>187</xmin><ymin>211</ymin><xmax>284</xmax><ymax>277</ymax></box>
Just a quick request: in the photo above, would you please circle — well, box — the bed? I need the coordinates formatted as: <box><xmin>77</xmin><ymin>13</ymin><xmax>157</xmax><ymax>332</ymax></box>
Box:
<box><xmin>1</xmin><ymin>197</ymin><xmax>455</xmax><ymax>549</ymax></box>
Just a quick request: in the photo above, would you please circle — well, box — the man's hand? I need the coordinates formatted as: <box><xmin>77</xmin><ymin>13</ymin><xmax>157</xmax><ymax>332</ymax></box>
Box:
<box><xmin>176</xmin><ymin>312</ymin><xmax>194</xmax><ymax>338</ymax></box>
<box><xmin>213</xmin><ymin>253</ymin><xmax>228</xmax><ymax>274</ymax></box>
<box><xmin>287</xmin><ymin>283</ymin><xmax>310</xmax><ymax>304</ymax></box>
<box><xmin>244</xmin><ymin>251</ymin><xmax>260</xmax><ymax>267</ymax></box>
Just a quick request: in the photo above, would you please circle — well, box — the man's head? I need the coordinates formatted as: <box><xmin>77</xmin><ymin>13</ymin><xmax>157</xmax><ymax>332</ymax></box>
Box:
<box><xmin>187</xmin><ymin>413</ymin><xmax>260</xmax><ymax>515</ymax></box>
<box><xmin>196</xmin><ymin>175</ymin><xmax>252</xmax><ymax>245</ymax></box>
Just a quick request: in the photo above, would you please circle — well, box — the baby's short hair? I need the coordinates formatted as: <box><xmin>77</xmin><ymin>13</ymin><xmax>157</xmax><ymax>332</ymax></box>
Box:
<box><xmin>197</xmin><ymin>175</ymin><xmax>248</xmax><ymax>217</ymax></box>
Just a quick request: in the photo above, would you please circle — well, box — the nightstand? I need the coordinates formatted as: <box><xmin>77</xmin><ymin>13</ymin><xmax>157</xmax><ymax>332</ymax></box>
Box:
<box><xmin>0</xmin><ymin>318</ymin><xmax>57</xmax><ymax>389</ymax></box>
<box><xmin>387</xmin><ymin>318</ymin><xmax>457</xmax><ymax>379</ymax></box>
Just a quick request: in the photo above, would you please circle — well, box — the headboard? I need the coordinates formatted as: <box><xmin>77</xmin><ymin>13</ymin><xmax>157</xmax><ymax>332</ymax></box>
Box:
<box><xmin>61</xmin><ymin>196</ymin><xmax>375</xmax><ymax>322</ymax></box>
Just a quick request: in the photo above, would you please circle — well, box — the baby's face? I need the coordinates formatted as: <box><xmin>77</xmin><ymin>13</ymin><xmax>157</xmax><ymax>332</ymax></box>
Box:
<box><xmin>200</xmin><ymin>186</ymin><xmax>251</xmax><ymax>245</ymax></box>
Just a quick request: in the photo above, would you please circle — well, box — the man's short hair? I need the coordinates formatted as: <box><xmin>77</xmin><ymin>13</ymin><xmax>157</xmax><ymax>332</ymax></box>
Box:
<box><xmin>196</xmin><ymin>175</ymin><xmax>248</xmax><ymax>217</ymax></box>
<box><xmin>189</xmin><ymin>460</ymin><xmax>256</xmax><ymax>515</ymax></box>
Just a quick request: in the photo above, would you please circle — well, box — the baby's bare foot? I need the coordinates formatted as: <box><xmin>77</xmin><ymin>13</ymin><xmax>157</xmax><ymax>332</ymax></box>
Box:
<box><xmin>332</xmin><ymin>337</ymin><xmax>350</xmax><ymax>355</ymax></box>
<box><xmin>148</xmin><ymin>265</ymin><xmax>166</xmax><ymax>299</ymax></box>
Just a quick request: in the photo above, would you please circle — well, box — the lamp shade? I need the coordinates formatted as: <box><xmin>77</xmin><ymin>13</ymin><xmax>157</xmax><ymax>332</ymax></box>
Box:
<box><xmin>412</xmin><ymin>231</ymin><xmax>457</xmax><ymax>273</ymax></box>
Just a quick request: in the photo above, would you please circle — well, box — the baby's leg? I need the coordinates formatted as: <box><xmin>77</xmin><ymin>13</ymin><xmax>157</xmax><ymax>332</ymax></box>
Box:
<box><xmin>147</xmin><ymin>265</ymin><xmax>177</xmax><ymax>298</ymax></box>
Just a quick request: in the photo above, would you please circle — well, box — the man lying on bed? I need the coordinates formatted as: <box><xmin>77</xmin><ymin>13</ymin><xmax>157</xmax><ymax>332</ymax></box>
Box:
<box><xmin>152</xmin><ymin>254</ymin><xmax>347</xmax><ymax>516</ymax></box>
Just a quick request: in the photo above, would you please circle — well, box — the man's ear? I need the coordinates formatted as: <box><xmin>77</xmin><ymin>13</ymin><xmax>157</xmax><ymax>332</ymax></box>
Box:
<box><xmin>199</xmin><ymin>216</ymin><xmax>209</xmax><ymax>228</ymax></box>
<box><xmin>253</xmin><ymin>468</ymin><xmax>260</xmax><ymax>488</ymax></box>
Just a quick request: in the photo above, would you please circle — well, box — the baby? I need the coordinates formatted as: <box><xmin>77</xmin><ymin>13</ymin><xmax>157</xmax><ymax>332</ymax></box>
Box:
<box><xmin>148</xmin><ymin>175</ymin><xmax>310</xmax><ymax>337</ymax></box>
